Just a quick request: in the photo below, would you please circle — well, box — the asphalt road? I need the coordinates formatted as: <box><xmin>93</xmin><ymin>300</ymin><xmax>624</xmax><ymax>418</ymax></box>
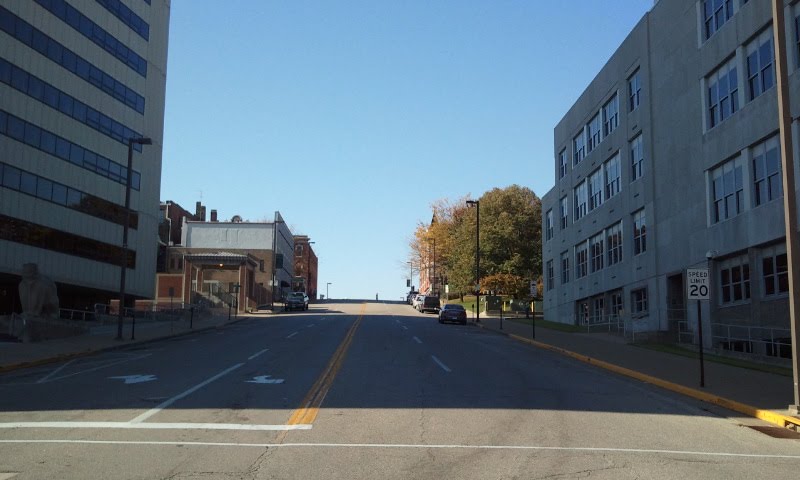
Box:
<box><xmin>0</xmin><ymin>301</ymin><xmax>798</xmax><ymax>479</ymax></box>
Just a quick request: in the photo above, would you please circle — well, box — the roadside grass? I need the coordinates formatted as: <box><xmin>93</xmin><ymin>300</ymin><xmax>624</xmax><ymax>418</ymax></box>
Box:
<box><xmin>633</xmin><ymin>343</ymin><xmax>793</xmax><ymax>377</ymax></box>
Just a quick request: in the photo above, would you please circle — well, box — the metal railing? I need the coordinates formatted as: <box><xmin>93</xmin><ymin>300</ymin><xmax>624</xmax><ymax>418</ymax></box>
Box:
<box><xmin>677</xmin><ymin>320</ymin><xmax>792</xmax><ymax>359</ymax></box>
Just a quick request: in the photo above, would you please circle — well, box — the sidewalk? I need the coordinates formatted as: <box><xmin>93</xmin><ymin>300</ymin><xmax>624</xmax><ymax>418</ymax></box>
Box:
<box><xmin>0</xmin><ymin>311</ymin><xmax>255</xmax><ymax>372</ymax></box>
<box><xmin>470</xmin><ymin>311</ymin><xmax>799</xmax><ymax>425</ymax></box>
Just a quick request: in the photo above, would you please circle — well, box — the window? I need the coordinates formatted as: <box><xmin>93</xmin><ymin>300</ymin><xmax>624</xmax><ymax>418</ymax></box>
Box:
<box><xmin>703</xmin><ymin>0</ymin><xmax>736</xmax><ymax>40</ymax></box>
<box><xmin>719</xmin><ymin>256</ymin><xmax>750</xmax><ymax>304</ymax></box>
<box><xmin>560</xmin><ymin>251</ymin><xmax>570</xmax><ymax>284</ymax></box>
<box><xmin>610</xmin><ymin>291</ymin><xmax>623</xmax><ymax>318</ymax></box>
<box><xmin>545</xmin><ymin>210</ymin><xmax>553</xmax><ymax>241</ymax></box>
<box><xmin>633</xmin><ymin>209</ymin><xmax>646</xmax><ymax>255</ymax></box>
<box><xmin>588</xmin><ymin>169</ymin><xmax>603</xmax><ymax>211</ymax></box>
<box><xmin>591</xmin><ymin>297</ymin><xmax>604</xmax><ymax>323</ymax></box>
<box><xmin>95</xmin><ymin>0</ymin><xmax>150</xmax><ymax>40</ymax></box>
<box><xmin>574</xmin><ymin>181</ymin><xmax>588</xmax><ymax>221</ymax></box>
<box><xmin>746</xmin><ymin>29</ymin><xmax>775</xmax><ymax>101</ymax></box>
<box><xmin>630</xmin><ymin>134</ymin><xmax>643</xmax><ymax>181</ymax></box>
<box><xmin>587</xmin><ymin>113</ymin><xmax>601</xmax><ymax>152</ymax></box>
<box><xmin>707</xmin><ymin>58</ymin><xmax>738</xmax><ymax>128</ymax></box>
<box><xmin>590</xmin><ymin>232</ymin><xmax>604</xmax><ymax>273</ymax></box>
<box><xmin>559</xmin><ymin>196</ymin><xmax>568</xmax><ymax>229</ymax></box>
<box><xmin>631</xmin><ymin>288</ymin><xmax>648</xmax><ymax>314</ymax></box>
<box><xmin>559</xmin><ymin>149</ymin><xmax>568</xmax><ymax>179</ymax></box>
<box><xmin>573</xmin><ymin>131</ymin><xmax>586</xmax><ymax>165</ymax></box>
<box><xmin>602</xmin><ymin>94</ymin><xmax>618</xmax><ymax>136</ymax></box>
<box><xmin>606</xmin><ymin>222</ymin><xmax>623</xmax><ymax>266</ymax></box>
<box><xmin>575</xmin><ymin>241</ymin><xmax>588</xmax><ymax>278</ymax></box>
<box><xmin>763</xmin><ymin>246</ymin><xmax>788</xmax><ymax>296</ymax></box>
<box><xmin>604</xmin><ymin>153</ymin><xmax>621</xmax><ymax>199</ymax></box>
<box><xmin>752</xmin><ymin>135</ymin><xmax>781</xmax><ymax>206</ymax></box>
<box><xmin>628</xmin><ymin>69</ymin><xmax>641</xmax><ymax>111</ymax></box>
<box><xmin>295</xmin><ymin>244</ymin><xmax>304</xmax><ymax>256</ymax></box>
<box><xmin>710</xmin><ymin>156</ymin><xmax>744</xmax><ymax>223</ymax></box>
<box><xmin>796</xmin><ymin>13</ymin><xmax>800</xmax><ymax>68</ymax></box>
<box><xmin>546</xmin><ymin>260</ymin><xmax>554</xmax><ymax>291</ymax></box>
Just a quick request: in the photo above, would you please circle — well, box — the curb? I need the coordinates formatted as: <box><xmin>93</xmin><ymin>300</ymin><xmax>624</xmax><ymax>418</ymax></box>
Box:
<box><xmin>473</xmin><ymin>321</ymin><xmax>800</xmax><ymax>432</ymax></box>
<box><xmin>0</xmin><ymin>315</ymin><xmax>249</xmax><ymax>374</ymax></box>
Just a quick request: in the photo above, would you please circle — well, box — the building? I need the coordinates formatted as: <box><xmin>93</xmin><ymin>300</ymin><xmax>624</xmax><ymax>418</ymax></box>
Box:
<box><xmin>541</xmin><ymin>0</ymin><xmax>799</xmax><ymax>359</ymax></box>
<box><xmin>0</xmin><ymin>1</ymin><xmax>170</xmax><ymax>313</ymax></box>
<box><xmin>161</xmin><ymin>211</ymin><xmax>294</xmax><ymax>312</ymax></box>
<box><xmin>292</xmin><ymin>235</ymin><xmax>318</xmax><ymax>299</ymax></box>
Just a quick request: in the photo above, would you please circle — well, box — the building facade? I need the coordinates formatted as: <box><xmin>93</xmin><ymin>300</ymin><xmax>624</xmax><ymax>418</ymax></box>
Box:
<box><xmin>292</xmin><ymin>235</ymin><xmax>318</xmax><ymax>299</ymax></box>
<box><xmin>0</xmin><ymin>0</ymin><xmax>170</xmax><ymax>312</ymax></box>
<box><xmin>542</xmin><ymin>0</ymin><xmax>800</xmax><ymax>358</ymax></box>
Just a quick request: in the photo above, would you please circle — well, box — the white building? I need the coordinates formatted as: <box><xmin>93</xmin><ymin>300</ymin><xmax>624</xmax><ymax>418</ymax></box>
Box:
<box><xmin>0</xmin><ymin>0</ymin><xmax>170</xmax><ymax>311</ymax></box>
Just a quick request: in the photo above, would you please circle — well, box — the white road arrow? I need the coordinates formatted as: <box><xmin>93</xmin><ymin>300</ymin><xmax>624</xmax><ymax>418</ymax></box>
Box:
<box><xmin>246</xmin><ymin>375</ymin><xmax>284</xmax><ymax>384</ymax></box>
<box><xmin>109</xmin><ymin>374</ymin><xmax>158</xmax><ymax>384</ymax></box>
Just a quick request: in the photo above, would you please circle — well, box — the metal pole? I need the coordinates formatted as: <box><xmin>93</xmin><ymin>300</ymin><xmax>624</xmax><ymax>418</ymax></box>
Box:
<box><xmin>271</xmin><ymin>213</ymin><xmax>278</xmax><ymax>311</ymax></box>
<box><xmin>531</xmin><ymin>302</ymin><xmax>536</xmax><ymax>339</ymax></box>
<box><xmin>433</xmin><ymin>237</ymin><xmax>436</xmax><ymax>297</ymax></box>
<box><xmin>771</xmin><ymin>0</ymin><xmax>800</xmax><ymax>414</ymax></box>
<box><xmin>697</xmin><ymin>300</ymin><xmax>705</xmax><ymax>388</ymax></box>
<box><xmin>116</xmin><ymin>140</ymin><xmax>134</xmax><ymax>340</ymax></box>
<box><xmin>130</xmin><ymin>310</ymin><xmax>136</xmax><ymax>340</ymax></box>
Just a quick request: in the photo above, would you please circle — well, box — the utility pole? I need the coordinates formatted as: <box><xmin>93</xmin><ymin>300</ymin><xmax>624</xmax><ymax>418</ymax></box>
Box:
<box><xmin>771</xmin><ymin>0</ymin><xmax>799</xmax><ymax>414</ymax></box>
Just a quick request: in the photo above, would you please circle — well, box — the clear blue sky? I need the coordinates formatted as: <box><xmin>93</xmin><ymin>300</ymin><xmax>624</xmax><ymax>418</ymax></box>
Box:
<box><xmin>161</xmin><ymin>0</ymin><xmax>653</xmax><ymax>300</ymax></box>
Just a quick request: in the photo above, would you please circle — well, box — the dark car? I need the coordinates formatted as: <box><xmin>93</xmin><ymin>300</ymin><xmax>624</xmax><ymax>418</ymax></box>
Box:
<box><xmin>285</xmin><ymin>292</ymin><xmax>309</xmax><ymax>311</ymax></box>
<box><xmin>419</xmin><ymin>295</ymin><xmax>441</xmax><ymax>314</ymax></box>
<box><xmin>438</xmin><ymin>304</ymin><xmax>467</xmax><ymax>325</ymax></box>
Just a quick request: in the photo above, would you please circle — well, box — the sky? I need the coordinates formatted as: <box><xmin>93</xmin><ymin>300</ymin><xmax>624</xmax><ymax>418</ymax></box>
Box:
<box><xmin>161</xmin><ymin>0</ymin><xmax>653</xmax><ymax>300</ymax></box>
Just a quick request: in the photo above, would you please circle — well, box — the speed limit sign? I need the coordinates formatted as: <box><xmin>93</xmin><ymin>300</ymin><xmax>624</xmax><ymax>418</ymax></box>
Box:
<box><xmin>687</xmin><ymin>268</ymin><xmax>709</xmax><ymax>300</ymax></box>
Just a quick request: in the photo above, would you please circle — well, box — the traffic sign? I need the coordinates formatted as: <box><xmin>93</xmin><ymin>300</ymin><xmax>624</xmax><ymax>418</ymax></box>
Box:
<box><xmin>687</xmin><ymin>268</ymin><xmax>709</xmax><ymax>300</ymax></box>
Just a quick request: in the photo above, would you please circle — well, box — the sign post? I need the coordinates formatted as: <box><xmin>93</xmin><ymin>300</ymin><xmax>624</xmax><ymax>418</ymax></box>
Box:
<box><xmin>687</xmin><ymin>268</ymin><xmax>709</xmax><ymax>387</ymax></box>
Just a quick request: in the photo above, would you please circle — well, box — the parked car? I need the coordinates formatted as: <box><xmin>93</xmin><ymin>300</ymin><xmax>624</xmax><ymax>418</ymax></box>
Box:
<box><xmin>406</xmin><ymin>291</ymin><xmax>419</xmax><ymax>304</ymax></box>
<box><xmin>438</xmin><ymin>304</ymin><xmax>467</xmax><ymax>325</ymax></box>
<box><xmin>412</xmin><ymin>295</ymin><xmax>425</xmax><ymax>310</ymax></box>
<box><xmin>285</xmin><ymin>292</ymin><xmax>309</xmax><ymax>311</ymax></box>
<box><xmin>419</xmin><ymin>295</ymin><xmax>441</xmax><ymax>314</ymax></box>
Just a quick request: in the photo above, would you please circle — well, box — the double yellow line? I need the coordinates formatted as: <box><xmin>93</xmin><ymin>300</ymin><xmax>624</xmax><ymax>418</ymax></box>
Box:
<box><xmin>286</xmin><ymin>304</ymin><xmax>366</xmax><ymax>426</ymax></box>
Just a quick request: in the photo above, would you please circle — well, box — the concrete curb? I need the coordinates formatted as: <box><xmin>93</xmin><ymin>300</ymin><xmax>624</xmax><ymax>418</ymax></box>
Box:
<box><xmin>0</xmin><ymin>315</ymin><xmax>249</xmax><ymax>374</ymax></box>
<box><xmin>473</xmin><ymin>321</ymin><xmax>800</xmax><ymax>432</ymax></box>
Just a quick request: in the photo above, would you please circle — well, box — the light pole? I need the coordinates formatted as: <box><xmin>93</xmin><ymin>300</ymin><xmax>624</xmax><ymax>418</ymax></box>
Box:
<box><xmin>466</xmin><ymin>200</ymin><xmax>480</xmax><ymax>323</ymax></box>
<box><xmin>326</xmin><ymin>282</ymin><xmax>331</xmax><ymax>300</ymax></box>
<box><xmin>771</xmin><ymin>0</ymin><xmax>799</xmax><ymax>414</ymax></box>
<box><xmin>116</xmin><ymin>136</ymin><xmax>151</xmax><ymax>341</ymax></box>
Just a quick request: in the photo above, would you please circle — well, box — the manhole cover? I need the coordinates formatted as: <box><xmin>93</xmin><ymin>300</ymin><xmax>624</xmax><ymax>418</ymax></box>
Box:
<box><xmin>747</xmin><ymin>426</ymin><xmax>800</xmax><ymax>439</ymax></box>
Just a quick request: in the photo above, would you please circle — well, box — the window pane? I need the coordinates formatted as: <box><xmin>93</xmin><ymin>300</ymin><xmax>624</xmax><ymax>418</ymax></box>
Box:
<box><xmin>19</xmin><ymin>171</ymin><xmax>37</xmax><ymax>195</ymax></box>
<box><xmin>3</xmin><ymin>165</ymin><xmax>21</xmax><ymax>189</ymax></box>
<box><xmin>36</xmin><ymin>177</ymin><xmax>53</xmax><ymax>200</ymax></box>
<box><xmin>40</xmin><ymin>130</ymin><xmax>56</xmax><ymax>154</ymax></box>
<box><xmin>51</xmin><ymin>183</ymin><xmax>67</xmax><ymax>205</ymax></box>
<box><xmin>7</xmin><ymin>115</ymin><xmax>24</xmax><ymax>140</ymax></box>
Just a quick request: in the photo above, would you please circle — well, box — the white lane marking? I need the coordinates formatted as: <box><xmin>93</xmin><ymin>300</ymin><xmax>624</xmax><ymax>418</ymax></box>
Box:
<box><xmin>36</xmin><ymin>359</ymin><xmax>76</xmax><ymax>384</ymax></box>
<box><xmin>0</xmin><ymin>440</ymin><xmax>797</xmax><ymax>460</ymax></box>
<box><xmin>248</xmin><ymin>349</ymin><xmax>269</xmax><ymax>360</ymax></box>
<box><xmin>0</xmin><ymin>422</ymin><xmax>309</xmax><ymax>431</ymax></box>
<box><xmin>109</xmin><ymin>374</ymin><xmax>157</xmax><ymax>384</ymax></box>
<box><xmin>431</xmin><ymin>355</ymin><xmax>451</xmax><ymax>373</ymax></box>
<box><xmin>307</xmin><ymin>324</ymin><xmax>315</xmax><ymax>328</ymax></box>
<box><xmin>245</xmin><ymin>375</ymin><xmax>284</xmax><ymax>384</ymax></box>
<box><xmin>39</xmin><ymin>354</ymin><xmax>151</xmax><ymax>383</ymax></box>
<box><xmin>129</xmin><ymin>363</ymin><xmax>244</xmax><ymax>424</ymax></box>
<box><xmin>287</xmin><ymin>332</ymin><xmax>298</xmax><ymax>339</ymax></box>
<box><xmin>0</xmin><ymin>474</ymin><xmax>18</xmax><ymax>480</ymax></box>
<box><xmin>401</xmin><ymin>325</ymin><xmax>408</xmax><ymax>330</ymax></box>
<box><xmin>412</xmin><ymin>336</ymin><xmax>422</xmax><ymax>344</ymax></box>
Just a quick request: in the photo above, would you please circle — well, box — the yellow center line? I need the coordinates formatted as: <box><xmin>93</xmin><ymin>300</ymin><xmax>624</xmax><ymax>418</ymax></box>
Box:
<box><xmin>286</xmin><ymin>303</ymin><xmax>366</xmax><ymax>427</ymax></box>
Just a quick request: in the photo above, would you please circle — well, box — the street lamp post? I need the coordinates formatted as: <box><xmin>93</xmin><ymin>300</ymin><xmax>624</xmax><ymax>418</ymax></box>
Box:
<box><xmin>466</xmin><ymin>200</ymin><xmax>480</xmax><ymax>323</ymax></box>
<box><xmin>116</xmin><ymin>136</ymin><xmax>151</xmax><ymax>341</ymax></box>
<box><xmin>326</xmin><ymin>282</ymin><xmax>331</xmax><ymax>300</ymax></box>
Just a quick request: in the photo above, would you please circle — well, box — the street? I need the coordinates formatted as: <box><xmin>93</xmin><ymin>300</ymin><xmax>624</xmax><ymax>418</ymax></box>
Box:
<box><xmin>0</xmin><ymin>302</ymin><xmax>798</xmax><ymax>479</ymax></box>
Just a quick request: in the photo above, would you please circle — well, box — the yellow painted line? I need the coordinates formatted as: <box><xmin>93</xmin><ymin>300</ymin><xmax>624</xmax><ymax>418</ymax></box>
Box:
<box><xmin>503</xmin><ymin>332</ymin><xmax>800</xmax><ymax>431</ymax></box>
<box><xmin>286</xmin><ymin>303</ymin><xmax>366</xmax><ymax>426</ymax></box>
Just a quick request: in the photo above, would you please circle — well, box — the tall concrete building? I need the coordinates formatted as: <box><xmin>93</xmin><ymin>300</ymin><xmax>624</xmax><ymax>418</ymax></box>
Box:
<box><xmin>0</xmin><ymin>0</ymin><xmax>170</xmax><ymax>311</ymax></box>
<box><xmin>542</xmin><ymin>0</ymin><xmax>799</xmax><ymax>358</ymax></box>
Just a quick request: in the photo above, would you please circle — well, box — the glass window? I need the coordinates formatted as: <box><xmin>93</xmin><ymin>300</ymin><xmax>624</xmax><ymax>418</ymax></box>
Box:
<box><xmin>58</xmin><ymin>93</ymin><xmax>74</xmax><ymax>116</ymax></box>
<box><xmin>0</xmin><ymin>110</ymin><xmax>6</xmax><ymax>132</ymax></box>
<box><xmin>719</xmin><ymin>256</ymin><xmax>750</xmax><ymax>304</ymax></box>
<box><xmin>39</xmin><ymin>130</ymin><xmax>56</xmax><ymax>154</ymax></box>
<box><xmin>762</xmin><ymin>246</ymin><xmax>788</xmax><ymax>296</ymax></box>
<box><xmin>66</xmin><ymin>188</ymin><xmax>82</xmax><ymax>208</ymax></box>
<box><xmin>545</xmin><ymin>210</ymin><xmax>553</xmax><ymax>241</ymax></box>
<box><xmin>632</xmin><ymin>288</ymin><xmax>648</xmax><ymax>314</ymax></box>
<box><xmin>55</xmin><ymin>137</ymin><xmax>71</xmax><ymax>160</ymax></box>
<box><xmin>746</xmin><ymin>29</ymin><xmax>775</xmax><ymax>101</ymax></box>
<box><xmin>589</xmin><ymin>168</ymin><xmax>603</xmax><ymax>210</ymax></box>
<box><xmin>42</xmin><ymin>84</ymin><xmax>59</xmax><ymax>107</ymax></box>
<box><xmin>631</xmin><ymin>134</ymin><xmax>644</xmax><ymax>181</ymax></box>
<box><xmin>633</xmin><ymin>209</ymin><xmax>646</xmax><ymax>255</ymax></box>
<box><xmin>602</xmin><ymin>94</ymin><xmax>619</xmax><ymax>136</ymax></box>
<box><xmin>23</xmin><ymin>123</ymin><xmax>41</xmax><ymax>146</ymax></box>
<box><xmin>752</xmin><ymin>135</ymin><xmax>782</xmax><ymax>206</ymax></box>
<box><xmin>10</xmin><ymin>64</ymin><xmax>29</xmax><ymax>92</ymax></box>
<box><xmin>707</xmin><ymin>58</ymin><xmax>738</xmax><ymax>128</ymax></box>
<box><xmin>36</xmin><ymin>177</ymin><xmax>53</xmax><ymax>200</ymax></box>
<box><xmin>604</xmin><ymin>153</ymin><xmax>621</xmax><ymax>199</ymax></box>
<box><xmin>575</xmin><ymin>241</ymin><xmax>588</xmax><ymax>278</ymax></box>
<box><xmin>559</xmin><ymin>149</ymin><xmax>567</xmax><ymax>179</ymax></box>
<box><xmin>3</xmin><ymin>164</ymin><xmax>21</xmax><ymax>189</ymax></box>
<box><xmin>51</xmin><ymin>183</ymin><xmax>67</xmax><ymax>205</ymax></box>
<box><xmin>573</xmin><ymin>131</ymin><xmax>586</xmax><ymax>165</ymax></box>
<box><xmin>710</xmin><ymin>156</ymin><xmax>744</xmax><ymax>223</ymax></box>
<box><xmin>574</xmin><ymin>181</ymin><xmax>588</xmax><ymax>220</ymax></box>
<box><xmin>590</xmin><ymin>232</ymin><xmax>604</xmax><ymax>273</ymax></box>
<box><xmin>559</xmin><ymin>196</ymin><xmax>568</xmax><ymax>229</ymax></box>
<box><xmin>546</xmin><ymin>260</ymin><xmax>554</xmax><ymax>291</ymax></box>
<box><xmin>587</xmin><ymin>113</ymin><xmax>601</xmax><ymax>152</ymax></box>
<box><xmin>606</xmin><ymin>222</ymin><xmax>623</xmax><ymax>266</ymax></box>
<box><xmin>28</xmin><ymin>75</ymin><xmax>44</xmax><ymax>99</ymax></box>
<box><xmin>629</xmin><ymin>69</ymin><xmax>641</xmax><ymax>111</ymax></box>
<box><xmin>703</xmin><ymin>0</ymin><xmax>737</xmax><ymax>40</ymax></box>
<box><xmin>69</xmin><ymin>144</ymin><xmax>84</xmax><ymax>166</ymax></box>
<box><xmin>561</xmin><ymin>251</ymin><xmax>570</xmax><ymax>284</ymax></box>
<box><xmin>7</xmin><ymin>115</ymin><xmax>25</xmax><ymax>141</ymax></box>
<box><xmin>19</xmin><ymin>171</ymin><xmax>37</xmax><ymax>195</ymax></box>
